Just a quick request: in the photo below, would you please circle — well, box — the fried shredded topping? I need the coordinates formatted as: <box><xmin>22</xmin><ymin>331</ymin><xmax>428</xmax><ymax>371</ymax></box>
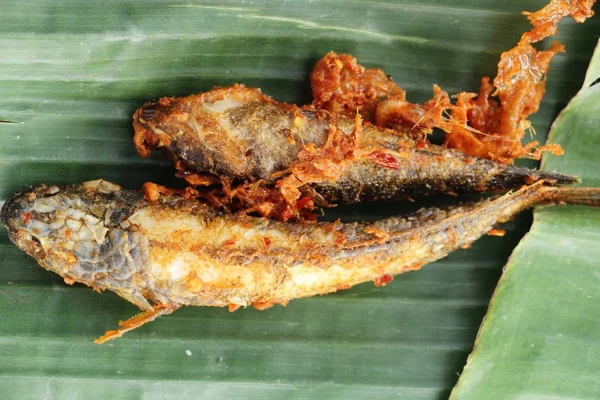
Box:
<box><xmin>310</xmin><ymin>0</ymin><xmax>595</xmax><ymax>163</ymax></box>
<box><xmin>144</xmin><ymin>114</ymin><xmax>365</xmax><ymax>222</ymax></box>
<box><xmin>311</xmin><ymin>52</ymin><xmax>406</xmax><ymax>122</ymax></box>
<box><xmin>273</xmin><ymin>113</ymin><xmax>363</xmax><ymax>220</ymax></box>
<box><xmin>140</xmin><ymin>0</ymin><xmax>595</xmax><ymax>222</ymax></box>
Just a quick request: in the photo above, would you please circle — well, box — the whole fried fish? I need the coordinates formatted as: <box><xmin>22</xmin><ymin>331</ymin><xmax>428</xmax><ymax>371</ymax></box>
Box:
<box><xmin>2</xmin><ymin>179</ymin><xmax>598</xmax><ymax>343</ymax></box>
<box><xmin>133</xmin><ymin>85</ymin><xmax>577</xmax><ymax>205</ymax></box>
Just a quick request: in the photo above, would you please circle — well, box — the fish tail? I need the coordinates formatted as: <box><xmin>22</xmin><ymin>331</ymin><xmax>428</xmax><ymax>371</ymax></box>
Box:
<box><xmin>519</xmin><ymin>168</ymin><xmax>580</xmax><ymax>186</ymax></box>
<box><xmin>541</xmin><ymin>186</ymin><xmax>600</xmax><ymax>207</ymax></box>
<box><xmin>473</xmin><ymin>184</ymin><xmax>600</xmax><ymax>228</ymax></box>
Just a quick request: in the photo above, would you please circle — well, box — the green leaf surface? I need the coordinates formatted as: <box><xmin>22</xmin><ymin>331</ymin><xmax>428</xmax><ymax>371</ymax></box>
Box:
<box><xmin>451</xmin><ymin>41</ymin><xmax>600</xmax><ymax>399</ymax></box>
<box><xmin>0</xmin><ymin>1</ymin><xmax>598</xmax><ymax>399</ymax></box>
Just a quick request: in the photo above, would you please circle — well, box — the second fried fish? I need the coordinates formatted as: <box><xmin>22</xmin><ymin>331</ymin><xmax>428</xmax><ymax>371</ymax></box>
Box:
<box><xmin>133</xmin><ymin>85</ymin><xmax>576</xmax><ymax>215</ymax></box>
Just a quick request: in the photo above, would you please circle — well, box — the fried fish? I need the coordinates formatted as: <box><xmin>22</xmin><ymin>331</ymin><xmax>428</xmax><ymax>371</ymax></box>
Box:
<box><xmin>3</xmin><ymin>179</ymin><xmax>598</xmax><ymax>342</ymax></box>
<box><xmin>133</xmin><ymin>85</ymin><xmax>576</xmax><ymax>208</ymax></box>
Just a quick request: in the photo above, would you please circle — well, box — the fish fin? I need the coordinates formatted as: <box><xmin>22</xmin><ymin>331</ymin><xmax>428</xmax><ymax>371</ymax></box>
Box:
<box><xmin>543</xmin><ymin>186</ymin><xmax>600</xmax><ymax>207</ymax></box>
<box><xmin>94</xmin><ymin>303</ymin><xmax>181</xmax><ymax>344</ymax></box>
<box><xmin>113</xmin><ymin>289</ymin><xmax>154</xmax><ymax>311</ymax></box>
<box><xmin>498</xmin><ymin>165</ymin><xmax>580</xmax><ymax>186</ymax></box>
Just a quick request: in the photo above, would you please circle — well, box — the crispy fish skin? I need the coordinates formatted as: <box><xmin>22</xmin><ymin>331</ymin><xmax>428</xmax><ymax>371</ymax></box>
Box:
<box><xmin>2</xmin><ymin>180</ymin><xmax>599</xmax><ymax>341</ymax></box>
<box><xmin>133</xmin><ymin>86</ymin><xmax>577</xmax><ymax>204</ymax></box>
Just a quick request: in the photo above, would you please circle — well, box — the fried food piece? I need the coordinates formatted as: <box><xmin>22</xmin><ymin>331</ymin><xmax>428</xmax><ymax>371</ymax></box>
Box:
<box><xmin>3</xmin><ymin>180</ymin><xmax>599</xmax><ymax>342</ymax></box>
<box><xmin>310</xmin><ymin>1</ymin><xmax>596</xmax><ymax>163</ymax></box>
<box><xmin>310</xmin><ymin>52</ymin><xmax>406</xmax><ymax>122</ymax></box>
<box><xmin>310</xmin><ymin>52</ymin><xmax>450</xmax><ymax>141</ymax></box>
<box><xmin>443</xmin><ymin>0</ymin><xmax>596</xmax><ymax>161</ymax></box>
<box><xmin>133</xmin><ymin>85</ymin><xmax>577</xmax><ymax>220</ymax></box>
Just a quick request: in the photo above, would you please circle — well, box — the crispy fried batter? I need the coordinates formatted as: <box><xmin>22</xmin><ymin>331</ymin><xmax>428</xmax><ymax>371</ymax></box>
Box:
<box><xmin>445</xmin><ymin>0</ymin><xmax>596</xmax><ymax>161</ymax></box>
<box><xmin>310</xmin><ymin>0</ymin><xmax>596</xmax><ymax>163</ymax></box>
<box><xmin>522</xmin><ymin>0</ymin><xmax>596</xmax><ymax>42</ymax></box>
<box><xmin>375</xmin><ymin>84</ymin><xmax>453</xmax><ymax>141</ymax></box>
<box><xmin>443</xmin><ymin>37</ymin><xmax>566</xmax><ymax>162</ymax></box>
<box><xmin>311</xmin><ymin>52</ymin><xmax>406</xmax><ymax>122</ymax></box>
<box><xmin>273</xmin><ymin>114</ymin><xmax>363</xmax><ymax>220</ymax></box>
<box><xmin>309</xmin><ymin>52</ymin><xmax>455</xmax><ymax>139</ymax></box>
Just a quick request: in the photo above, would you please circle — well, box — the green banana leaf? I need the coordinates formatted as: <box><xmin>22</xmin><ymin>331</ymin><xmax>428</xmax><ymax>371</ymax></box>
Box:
<box><xmin>451</xmin><ymin>40</ymin><xmax>600</xmax><ymax>399</ymax></box>
<box><xmin>0</xmin><ymin>1</ymin><xmax>598</xmax><ymax>399</ymax></box>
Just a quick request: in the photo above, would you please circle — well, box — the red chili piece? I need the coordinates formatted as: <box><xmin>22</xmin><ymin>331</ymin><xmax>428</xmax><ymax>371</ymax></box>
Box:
<box><xmin>374</xmin><ymin>274</ymin><xmax>393</xmax><ymax>287</ymax></box>
<box><xmin>368</xmin><ymin>151</ymin><xmax>400</xmax><ymax>170</ymax></box>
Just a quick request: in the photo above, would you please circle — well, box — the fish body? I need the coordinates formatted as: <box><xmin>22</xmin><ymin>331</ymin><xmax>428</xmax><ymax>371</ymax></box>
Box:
<box><xmin>133</xmin><ymin>86</ymin><xmax>577</xmax><ymax>204</ymax></box>
<box><xmin>134</xmin><ymin>85</ymin><xmax>577</xmax><ymax>204</ymax></box>
<box><xmin>3</xmin><ymin>180</ymin><xmax>598</xmax><ymax>341</ymax></box>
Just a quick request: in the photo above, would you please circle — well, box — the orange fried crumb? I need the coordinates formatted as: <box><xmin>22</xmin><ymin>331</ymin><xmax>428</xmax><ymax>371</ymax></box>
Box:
<box><xmin>21</xmin><ymin>212</ymin><xmax>33</xmax><ymax>224</ymax></box>
<box><xmin>364</xmin><ymin>226</ymin><xmax>390</xmax><ymax>241</ymax></box>
<box><xmin>252</xmin><ymin>300</ymin><xmax>274</xmax><ymax>310</ymax></box>
<box><xmin>374</xmin><ymin>274</ymin><xmax>394</xmax><ymax>287</ymax></box>
<box><xmin>487</xmin><ymin>229</ymin><xmax>506</xmax><ymax>237</ymax></box>
<box><xmin>228</xmin><ymin>303</ymin><xmax>241</xmax><ymax>312</ymax></box>
<box><xmin>143</xmin><ymin>182</ymin><xmax>161</xmax><ymax>201</ymax></box>
<box><xmin>143</xmin><ymin>182</ymin><xmax>200</xmax><ymax>202</ymax></box>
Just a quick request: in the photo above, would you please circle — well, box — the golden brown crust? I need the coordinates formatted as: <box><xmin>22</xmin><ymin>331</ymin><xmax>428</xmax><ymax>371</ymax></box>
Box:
<box><xmin>309</xmin><ymin>1</ymin><xmax>596</xmax><ymax>163</ymax></box>
<box><xmin>444</xmin><ymin>0</ymin><xmax>598</xmax><ymax>161</ymax></box>
<box><xmin>310</xmin><ymin>52</ymin><xmax>406</xmax><ymax>122</ymax></box>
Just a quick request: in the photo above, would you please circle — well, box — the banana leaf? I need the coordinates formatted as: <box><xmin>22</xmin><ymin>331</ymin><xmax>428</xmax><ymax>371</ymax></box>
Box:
<box><xmin>0</xmin><ymin>1</ymin><xmax>598</xmax><ymax>399</ymax></box>
<box><xmin>451</xmin><ymin>40</ymin><xmax>600</xmax><ymax>399</ymax></box>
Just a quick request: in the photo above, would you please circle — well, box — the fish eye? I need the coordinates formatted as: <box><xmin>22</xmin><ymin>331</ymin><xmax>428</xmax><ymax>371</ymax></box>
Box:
<box><xmin>141</xmin><ymin>107</ymin><xmax>156</xmax><ymax>120</ymax></box>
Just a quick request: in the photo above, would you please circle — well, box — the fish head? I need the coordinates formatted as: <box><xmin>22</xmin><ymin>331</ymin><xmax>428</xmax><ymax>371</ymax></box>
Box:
<box><xmin>1</xmin><ymin>186</ymin><xmax>58</xmax><ymax>262</ymax></box>
<box><xmin>132</xmin><ymin>86</ymin><xmax>280</xmax><ymax>179</ymax></box>
<box><xmin>133</xmin><ymin>86</ymin><xmax>273</xmax><ymax>145</ymax></box>
<box><xmin>1</xmin><ymin>181</ymin><xmax>147</xmax><ymax>292</ymax></box>
<box><xmin>132</xmin><ymin>95</ymin><xmax>230</xmax><ymax>179</ymax></box>
<box><xmin>135</xmin><ymin>98</ymin><xmax>177</xmax><ymax>131</ymax></box>
<box><xmin>132</xmin><ymin>97</ymin><xmax>182</xmax><ymax>157</ymax></box>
